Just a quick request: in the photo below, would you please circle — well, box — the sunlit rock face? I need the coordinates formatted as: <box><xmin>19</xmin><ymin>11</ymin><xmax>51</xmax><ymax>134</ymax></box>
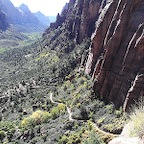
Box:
<box><xmin>85</xmin><ymin>0</ymin><xmax>144</xmax><ymax>110</ymax></box>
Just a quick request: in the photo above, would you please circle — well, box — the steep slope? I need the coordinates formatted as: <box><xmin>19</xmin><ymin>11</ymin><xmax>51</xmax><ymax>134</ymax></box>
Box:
<box><xmin>85</xmin><ymin>0</ymin><xmax>144</xmax><ymax>110</ymax></box>
<box><xmin>43</xmin><ymin>0</ymin><xmax>101</xmax><ymax>43</ymax></box>
<box><xmin>18</xmin><ymin>3</ymin><xmax>31</xmax><ymax>13</ymax></box>
<box><xmin>0</xmin><ymin>0</ymin><xmax>23</xmax><ymax>24</ymax></box>
<box><xmin>0</xmin><ymin>10</ymin><xmax>9</xmax><ymax>31</ymax></box>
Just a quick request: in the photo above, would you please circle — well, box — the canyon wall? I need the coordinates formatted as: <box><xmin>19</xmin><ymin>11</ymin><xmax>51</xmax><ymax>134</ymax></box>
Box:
<box><xmin>85</xmin><ymin>0</ymin><xmax>144</xmax><ymax>110</ymax></box>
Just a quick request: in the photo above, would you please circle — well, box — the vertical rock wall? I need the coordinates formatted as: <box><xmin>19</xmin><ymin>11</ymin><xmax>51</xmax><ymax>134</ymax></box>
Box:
<box><xmin>85</xmin><ymin>0</ymin><xmax>144</xmax><ymax>110</ymax></box>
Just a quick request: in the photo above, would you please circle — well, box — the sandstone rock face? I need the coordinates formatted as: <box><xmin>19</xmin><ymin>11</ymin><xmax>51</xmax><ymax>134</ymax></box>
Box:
<box><xmin>18</xmin><ymin>4</ymin><xmax>41</xmax><ymax>25</ymax></box>
<box><xmin>85</xmin><ymin>0</ymin><xmax>144</xmax><ymax>110</ymax></box>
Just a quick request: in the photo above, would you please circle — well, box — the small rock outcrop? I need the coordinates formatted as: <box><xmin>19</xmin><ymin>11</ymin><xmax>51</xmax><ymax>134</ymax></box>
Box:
<box><xmin>109</xmin><ymin>137</ymin><xmax>143</xmax><ymax>144</ymax></box>
<box><xmin>109</xmin><ymin>122</ymin><xmax>144</xmax><ymax>144</ymax></box>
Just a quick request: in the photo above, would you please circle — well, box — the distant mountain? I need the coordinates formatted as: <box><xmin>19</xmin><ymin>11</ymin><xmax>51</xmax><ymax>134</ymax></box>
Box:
<box><xmin>48</xmin><ymin>16</ymin><xmax>56</xmax><ymax>23</ymax></box>
<box><xmin>0</xmin><ymin>0</ymin><xmax>46</xmax><ymax>32</ymax></box>
<box><xmin>34</xmin><ymin>11</ymin><xmax>50</xmax><ymax>26</ymax></box>
<box><xmin>18</xmin><ymin>3</ymin><xmax>31</xmax><ymax>13</ymax></box>
<box><xmin>18</xmin><ymin>4</ymin><xmax>42</xmax><ymax>26</ymax></box>
<box><xmin>0</xmin><ymin>0</ymin><xmax>23</xmax><ymax>24</ymax></box>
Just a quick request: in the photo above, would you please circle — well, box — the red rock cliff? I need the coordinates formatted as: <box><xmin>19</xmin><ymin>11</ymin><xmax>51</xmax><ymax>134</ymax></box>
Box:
<box><xmin>43</xmin><ymin>0</ymin><xmax>144</xmax><ymax>110</ymax></box>
<box><xmin>85</xmin><ymin>0</ymin><xmax>144</xmax><ymax>110</ymax></box>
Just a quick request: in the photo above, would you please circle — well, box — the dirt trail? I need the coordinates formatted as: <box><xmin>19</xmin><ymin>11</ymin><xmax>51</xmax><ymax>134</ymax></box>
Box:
<box><xmin>50</xmin><ymin>93</ymin><xmax>74</xmax><ymax>121</ymax></box>
<box><xmin>49</xmin><ymin>92</ymin><xmax>119</xmax><ymax>137</ymax></box>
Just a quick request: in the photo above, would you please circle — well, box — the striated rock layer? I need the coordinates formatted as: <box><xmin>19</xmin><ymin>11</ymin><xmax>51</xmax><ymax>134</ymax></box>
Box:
<box><xmin>85</xmin><ymin>0</ymin><xmax>144</xmax><ymax>110</ymax></box>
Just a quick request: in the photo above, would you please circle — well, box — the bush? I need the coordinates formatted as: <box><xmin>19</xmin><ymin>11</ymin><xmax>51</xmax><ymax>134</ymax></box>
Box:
<box><xmin>21</xmin><ymin>110</ymin><xmax>51</xmax><ymax>128</ymax></box>
<box><xmin>58</xmin><ymin>135</ymin><xmax>68</xmax><ymax>144</ymax></box>
<box><xmin>57</xmin><ymin>103</ymin><xmax>66</xmax><ymax>114</ymax></box>
<box><xmin>51</xmin><ymin>107</ymin><xmax>59</xmax><ymax>119</ymax></box>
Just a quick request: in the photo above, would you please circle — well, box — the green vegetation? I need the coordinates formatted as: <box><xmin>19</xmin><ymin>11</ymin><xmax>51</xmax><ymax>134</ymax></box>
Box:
<box><xmin>0</xmin><ymin>30</ymin><xmax>42</xmax><ymax>54</ymax></box>
<box><xmin>0</xmin><ymin>47</ymin><xmax>6</xmax><ymax>53</ymax></box>
<box><xmin>0</xmin><ymin>130</ymin><xmax>5</xmax><ymax>141</ymax></box>
<box><xmin>58</xmin><ymin>124</ymin><xmax>101</xmax><ymax>144</ymax></box>
<box><xmin>21</xmin><ymin>110</ymin><xmax>51</xmax><ymax>129</ymax></box>
<box><xmin>0</xmin><ymin>12</ymin><xmax>128</xmax><ymax>144</ymax></box>
<box><xmin>0</xmin><ymin>121</ymin><xmax>16</xmax><ymax>142</ymax></box>
<box><xmin>83</xmin><ymin>131</ymin><xmax>105</xmax><ymax>144</ymax></box>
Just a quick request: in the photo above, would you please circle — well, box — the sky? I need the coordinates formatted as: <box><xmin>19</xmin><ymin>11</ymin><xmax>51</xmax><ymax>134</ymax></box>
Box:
<box><xmin>10</xmin><ymin>0</ymin><xmax>69</xmax><ymax>16</ymax></box>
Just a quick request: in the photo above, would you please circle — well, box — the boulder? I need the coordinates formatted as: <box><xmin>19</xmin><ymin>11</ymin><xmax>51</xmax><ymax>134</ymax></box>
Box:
<box><xmin>109</xmin><ymin>137</ymin><xmax>143</xmax><ymax>144</ymax></box>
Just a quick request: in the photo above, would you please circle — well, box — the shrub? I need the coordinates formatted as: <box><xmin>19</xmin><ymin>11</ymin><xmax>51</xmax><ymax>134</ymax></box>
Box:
<box><xmin>21</xmin><ymin>110</ymin><xmax>51</xmax><ymax>128</ymax></box>
<box><xmin>57</xmin><ymin>103</ymin><xmax>66</xmax><ymax>114</ymax></box>
<box><xmin>51</xmin><ymin>107</ymin><xmax>59</xmax><ymax>119</ymax></box>
<box><xmin>0</xmin><ymin>121</ymin><xmax>16</xmax><ymax>133</ymax></box>
<box><xmin>58</xmin><ymin>135</ymin><xmax>68</xmax><ymax>144</ymax></box>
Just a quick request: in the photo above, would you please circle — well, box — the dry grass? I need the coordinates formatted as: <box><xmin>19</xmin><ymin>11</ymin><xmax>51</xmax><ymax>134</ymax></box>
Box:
<box><xmin>129</xmin><ymin>98</ymin><xmax>144</xmax><ymax>138</ymax></box>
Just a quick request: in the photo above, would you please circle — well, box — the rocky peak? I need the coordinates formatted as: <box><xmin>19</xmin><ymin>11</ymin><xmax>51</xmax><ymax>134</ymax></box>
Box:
<box><xmin>61</xmin><ymin>2</ymin><xmax>69</xmax><ymax>13</ymax></box>
<box><xmin>18</xmin><ymin>4</ymin><xmax>31</xmax><ymax>13</ymax></box>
